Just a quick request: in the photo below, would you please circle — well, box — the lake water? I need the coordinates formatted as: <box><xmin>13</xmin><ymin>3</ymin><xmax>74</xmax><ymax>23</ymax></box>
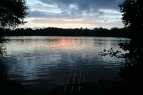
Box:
<box><xmin>1</xmin><ymin>36</ymin><xmax>126</xmax><ymax>93</ymax></box>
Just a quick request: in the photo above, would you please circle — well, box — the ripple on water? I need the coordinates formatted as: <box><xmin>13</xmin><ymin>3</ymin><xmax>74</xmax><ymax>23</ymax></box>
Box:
<box><xmin>2</xmin><ymin>36</ymin><xmax>125</xmax><ymax>93</ymax></box>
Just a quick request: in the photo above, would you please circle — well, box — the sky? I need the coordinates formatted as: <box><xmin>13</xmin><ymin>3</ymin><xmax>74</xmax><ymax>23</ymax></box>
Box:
<box><xmin>20</xmin><ymin>0</ymin><xmax>124</xmax><ymax>29</ymax></box>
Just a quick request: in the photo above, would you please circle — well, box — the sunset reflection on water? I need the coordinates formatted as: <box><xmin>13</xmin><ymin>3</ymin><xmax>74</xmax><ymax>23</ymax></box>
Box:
<box><xmin>2</xmin><ymin>36</ymin><xmax>125</xmax><ymax>93</ymax></box>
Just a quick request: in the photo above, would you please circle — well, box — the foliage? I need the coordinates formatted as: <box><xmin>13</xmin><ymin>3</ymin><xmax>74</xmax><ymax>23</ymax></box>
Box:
<box><xmin>0</xmin><ymin>0</ymin><xmax>28</xmax><ymax>84</ymax></box>
<box><xmin>99</xmin><ymin>1</ymin><xmax>143</xmax><ymax>95</ymax></box>
<box><xmin>0</xmin><ymin>1</ymin><xmax>28</xmax><ymax>94</ymax></box>
<box><xmin>0</xmin><ymin>0</ymin><xmax>28</xmax><ymax>55</ymax></box>
<box><xmin>99</xmin><ymin>0</ymin><xmax>143</xmax><ymax>94</ymax></box>
<box><xmin>118</xmin><ymin>0</ymin><xmax>143</xmax><ymax>78</ymax></box>
<box><xmin>0</xmin><ymin>0</ymin><xmax>28</xmax><ymax>28</ymax></box>
<box><xmin>119</xmin><ymin>0</ymin><xmax>143</xmax><ymax>39</ymax></box>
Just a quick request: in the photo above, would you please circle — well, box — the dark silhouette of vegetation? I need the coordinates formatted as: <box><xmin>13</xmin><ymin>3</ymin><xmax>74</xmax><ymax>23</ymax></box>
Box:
<box><xmin>119</xmin><ymin>0</ymin><xmax>143</xmax><ymax>39</ymax></box>
<box><xmin>0</xmin><ymin>0</ymin><xmax>28</xmax><ymax>28</ymax></box>
<box><xmin>100</xmin><ymin>0</ymin><xmax>143</xmax><ymax>95</ymax></box>
<box><xmin>117</xmin><ymin>0</ymin><xmax>143</xmax><ymax>94</ymax></box>
<box><xmin>0</xmin><ymin>0</ymin><xmax>28</xmax><ymax>95</ymax></box>
<box><xmin>1</xmin><ymin>27</ymin><xmax>129</xmax><ymax>37</ymax></box>
<box><xmin>0</xmin><ymin>0</ymin><xmax>28</xmax><ymax>54</ymax></box>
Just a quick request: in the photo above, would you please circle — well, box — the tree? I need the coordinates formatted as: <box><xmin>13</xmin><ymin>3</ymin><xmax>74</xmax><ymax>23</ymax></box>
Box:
<box><xmin>0</xmin><ymin>0</ymin><xmax>28</xmax><ymax>28</ymax></box>
<box><xmin>0</xmin><ymin>0</ymin><xmax>28</xmax><ymax>54</ymax></box>
<box><xmin>119</xmin><ymin>0</ymin><xmax>143</xmax><ymax>39</ymax></box>
<box><xmin>100</xmin><ymin>1</ymin><xmax>143</xmax><ymax>94</ymax></box>
<box><xmin>116</xmin><ymin>1</ymin><xmax>143</xmax><ymax>94</ymax></box>
<box><xmin>0</xmin><ymin>0</ymin><xmax>28</xmax><ymax>82</ymax></box>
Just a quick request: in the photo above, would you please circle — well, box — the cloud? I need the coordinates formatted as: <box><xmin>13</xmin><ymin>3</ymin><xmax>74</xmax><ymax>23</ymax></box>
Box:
<box><xmin>23</xmin><ymin>0</ymin><xmax>124</xmax><ymax>29</ymax></box>
<box><xmin>27</xmin><ymin>10</ymin><xmax>83</xmax><ymax>19</ymax></box>
<box><xmin>27</xmin><ymin>0</ymin><xmax>123</xmax><ymax>19</ymax></box>
<box><xmin>27</xmin><ymin>10</ymin><xmax>50</xmax><ymax>18</ymax></box>
<box><xmin>39</xmin><ymin>0</ymin><xmax>124</xmax><ymax>12</ymax></box>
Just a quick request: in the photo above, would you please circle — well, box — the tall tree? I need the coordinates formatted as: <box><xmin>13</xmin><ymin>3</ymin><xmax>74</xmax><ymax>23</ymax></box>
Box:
<box><xmin>100</xmin><ymin>1</ymin><xmax>143</xmax><ymax>94</ymax></box>
<box><xmin>0</xmin><ymin>0</ymin><xmax>28</xmax><ymax>83</ymax></box>
<box><xmin>117</xmin><ymin>1</ymin><xmax>143</xmax><ymax>94</ymax></box>
<box><xmin>0</xmin><ymin>0</ymin><xmax>28</xmax><ymax>54</ymax></box>
<box><xmin>119</xmin><ymin>0</ymin><xmax>143</xmax><ymax>39</ymax></box>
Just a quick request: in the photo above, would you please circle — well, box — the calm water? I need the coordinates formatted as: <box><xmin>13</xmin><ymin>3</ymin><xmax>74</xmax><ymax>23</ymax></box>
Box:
<box><xmin>1</xmin><ymin>36</ymin><xmax>125</xmax><ymax>93</ymax></box>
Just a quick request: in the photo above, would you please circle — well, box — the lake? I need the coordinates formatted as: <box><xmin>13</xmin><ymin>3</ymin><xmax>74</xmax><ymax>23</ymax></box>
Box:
<box><xmin>1</xmin><ymin>36</ymin><xmax>126</xmax><ymax>93</ymax></box>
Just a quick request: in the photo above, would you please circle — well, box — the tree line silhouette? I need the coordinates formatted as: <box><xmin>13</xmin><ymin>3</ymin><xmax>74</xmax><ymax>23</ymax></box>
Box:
<box><xmin>1</xmin><ymin>27</ymin><xmax>128</xmax><ymax>37</ymax></box>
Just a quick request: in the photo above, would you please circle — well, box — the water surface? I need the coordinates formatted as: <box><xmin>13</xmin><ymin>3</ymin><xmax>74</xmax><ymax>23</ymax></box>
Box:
<box><xmin>2</xmin><ymin>36</ymin><xmax>125</xmax><ymax>93</ymax></box>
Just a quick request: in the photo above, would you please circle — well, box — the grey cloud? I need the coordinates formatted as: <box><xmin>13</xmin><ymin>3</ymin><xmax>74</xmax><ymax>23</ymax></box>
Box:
<box><xmin>27</xmin><ymin>10</ymin><xmax>50</xmax><ymax>18</ymax></box>
<box><xmin>39</xmin><ymin>0</ymin><xmax>124</xmax><ymax>12</ymax></box>
<box><xmin>27</xmin><ymin>10</ymin><xmax>60</xmax><ymax>18</ymax></box>
<box><xmin>27</xmin><ymin>10</ymin><xmax>82</xmax><ymax>19</ymax></box>
<box><xmin>27</xmin><ymin>0</ymin><xmax>124</xmax><ymax>20</ymax></box>
<box><xmin>26</xmin><ymin>0</ymin><xmax>123</xmax><ymax>28</ymax></box>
